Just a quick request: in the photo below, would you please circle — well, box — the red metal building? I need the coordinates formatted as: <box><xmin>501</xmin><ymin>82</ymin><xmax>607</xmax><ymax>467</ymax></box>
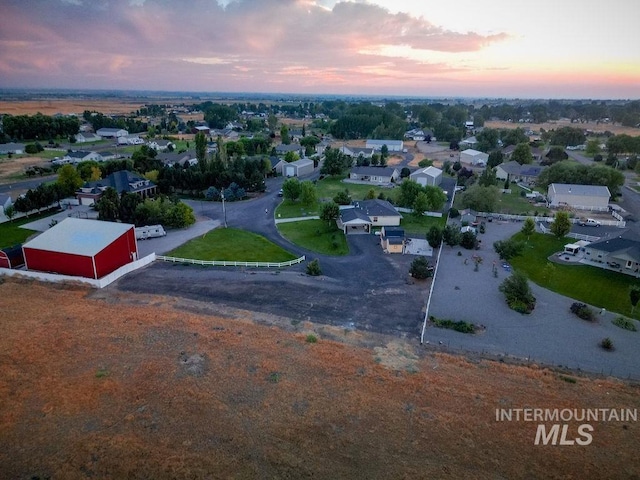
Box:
<box><xmin>23</xmin><ymin>217</ymin><xmax>138</xmax><ymax>279</ymax></box>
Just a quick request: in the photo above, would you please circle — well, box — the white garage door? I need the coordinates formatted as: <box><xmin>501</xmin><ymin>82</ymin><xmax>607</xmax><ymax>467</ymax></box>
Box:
<box><xmin>284</xmin><ymin>165</ymin><xmax>295</xmax><ymax>177</ymax></box>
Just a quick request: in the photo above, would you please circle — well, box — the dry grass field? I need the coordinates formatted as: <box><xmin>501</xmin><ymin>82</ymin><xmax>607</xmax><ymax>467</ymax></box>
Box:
<box><xmin>486</xmin><ymin>119</ymin><xmax>640</xmax><ymax>137</ymax></box>
<box><xmin>1</xmin><ymin>277</ymin><xmax>638</xmax><ymax>479</ymax></box>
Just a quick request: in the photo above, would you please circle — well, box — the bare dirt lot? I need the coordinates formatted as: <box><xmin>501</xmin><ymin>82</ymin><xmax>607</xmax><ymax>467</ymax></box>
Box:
<box><xmin>0</xmin><ymin>155</ymin><xmax>49</xmax><ymax>181</ymax></box>
<box><xmin>0</xmin><ymin>99</ymin><xmax>151</xmax><ymax>116</ymax></box>
<box><xmin>1</xmin><ymin>277</ymin><xmax>639</xmax><ymax>479</ymax></box>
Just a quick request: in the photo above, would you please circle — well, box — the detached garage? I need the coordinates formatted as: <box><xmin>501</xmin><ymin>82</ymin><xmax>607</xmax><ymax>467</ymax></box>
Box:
<box><xmin>283</xmin><ymin>158</ymin><xmax>314</xmax><ymax>177</ymax></box>
<box><xmin>23</xmin><ymin>217</ymin><xmax>138</xmax><ymax>279</ymax></box>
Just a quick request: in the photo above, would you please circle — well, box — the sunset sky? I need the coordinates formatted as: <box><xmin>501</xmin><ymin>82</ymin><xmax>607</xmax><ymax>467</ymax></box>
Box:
<box><xmin>1</xmin><ymin>0</ymin><xmax>639</xmax><ymax>99</ymax></box>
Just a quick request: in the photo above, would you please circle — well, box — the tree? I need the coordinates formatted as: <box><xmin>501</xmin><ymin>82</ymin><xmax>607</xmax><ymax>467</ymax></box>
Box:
<box><xmin>397</xmin><ymin>180</ymin><xmax>423</xmax><ymax>208</ymax></box>
<box><xmin>493</xmin><ymin>238</ymin><xmax>525</xmax><ymax>261</ymax></box>
<box><xmin>280</xmin><ymin>125</ymin><xmax>290</xmax><ymax>144</ymax></box>
<box><xmin>306</xmin><ymin>259</ymin><xmax>322</xmax><ymax>276</ymax></box>
<box><xmin>300</xmin><ymin>181</ymin><xmax>317</xmax><ymax>206</ymax></box>
<box><xmin>412</xmin><ymin>192</ymin><xmax>429</xmax><ymax>216</ymax></box>
<box><xmin>487</xmin><ymin>150</ymin><xmax>504</xmax><ymax>169</ymax></box>
<box><xmin>195</xmin><ymin>132</ymin><xmax>208</xmax><ymax>172</ymax></box>
<box><xmin>585</xmin><ymin>139</ymin><xmax>600</xmax><ymax>156</ymax></box>
<box><xmin>333</xmin><ymin>189</ymin><xmax>351</xmax><ymax>205</ymax></box>
<box><xmin>442</xmin><ymin>224</ymin><xmax>461</xmax><ymax>247</ymax></box>
<box><xmin>319</xmin><ymin>202</ymin><xmax>340</xmax><ymax>225</ymax></box>
<box><xmin>477</xmin><ymin>166</ymin><xmax>497</xmax><ymax>187</ymax></box>
<box><xmin>56</xmin><ymin>164</ymin><xmax>84</xmax><ymax>197</ymax></box>
<box><xmin>268</xmin><ymin>114</ymin><xmax>278</xmax><ymax>132</ymax></box>
<box><xmin>426</xmin><ymin>225</ymin><xmax>443</xmax><ymax>248</ymax></box>
<box><xmin>410</xmin><ymin>256</ymin><xmax>432</xmax><ymax>280</ymax></box>
<box><xmin>284</xmin><ymin>151</ymin><xmax>299</xmax><ymax>163</ymax></box>
<box><xmin>320</xmin><ymin>147</ymin><xmax>351</xmax><ymax>176</ymax></box>
<box><xmin>460</xmin><ymin>231</ymin><xmax>477</xmax><ymax>250</ymax></box>
<box><xmin>543</xmin><ymin>146</ymin><xmax>569</xmax><ymax>165</ymax></box>
<box><xmin>499</xmin><ymin>271</ymin><xmax>536</xmax><ymax>314</ymax></box>
<box><xmin>512</xmin><ymin>143</ymin><xmax>533</xmax><ymax>165</ymax></box>
<box><xmin>282</xmin><ymin>177</ymin><xmax>302</xmax><ymax>201</ymax></box>
<box><xmin>550</xmin><ymin>211</ymin><xmax>572</xmax><ymax>238</ymax></box>
<box><xmin>96</xmin><ymin>187</ymin><xmax>120</xmax><ymax>221</ymax></box>
<box><xmin>4</xmin><ymin>204</ymin><xmax>16</xmax><ymax>222</ymax></box>
<box><xmin>119</xmin><ymin>192</ymin><xmax>142</xmax><ymax>224</ymax></box>
<box><xmin>630</xmin><ymin>286</ymin><xmax>640</xmax><ymax>314</ymax></box>
<box><xmin>400</xmin><ymin>167</ymin><xmax>411</xmax><ymax>178</ymax></box>
<box><xmin>521</xmin><ymin>217</ymin><xmax>536</xmax><ymax>240</ymax></box>
<box><xmin>460</xmin><ymin>185</ymin><xmax>500</xmax><ymax>212</ymax></box>
<box><xmin>365</xmin><ymin>189</ymin><xmax>376</xmax><ymax>200</ymax></box>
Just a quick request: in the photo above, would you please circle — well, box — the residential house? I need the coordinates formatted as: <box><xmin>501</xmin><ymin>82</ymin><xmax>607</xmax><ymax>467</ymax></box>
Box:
<box><xmin>0</xmin><ymin>143</ymin><xmax>25</xmax><ymax>155</ymax></box>
<box><xmin>192</xmin><ymin>125</ymin><xmax>210</xmax><ymax>135</ymax></box>
<box><xmin>269</xmin><ymin>156</ymin><xmax>285</xmax><ymax>175</ymax></box>
<box><xmin>337</xmin><ymin>199</ymin><xmax>402</xmax><ymax>234</ymax></box>
<box><xmin>460</xmin><ymin>136</ymin><xmax>479</xmax><ymax>149</ymax></box>
<box><xmin>495</xmin><ymin>161</ymin><xmax>546</xmax><ymax>185</ymax></box>
<box><xmin>96</xmin><ymin>128</ymin><xmax>128</xmax><ymax>138</ymax></box>
<box><xmin>76</xmin><ymin>170</ymin><xmax>157</xmax><ymax>205</ymax></box>
<box><xmin>59</xmin><ymin>150</ymin><xmax>103</xmax><ymax>165</ymax></box>
<box><xmin>100</xmin><ymin>151</ymin><xmax>117</xmax><ymax>162</ymax></box>
<box><xmin>460</xmin><ymin>149</ymin><xmax>488</xmax><ymax>167</ymax></box>
<box><xmin>157</xmin><ymin>150</ymin><xmax>198</xmax><ymax>168</ymax></box>
<box><xmin>380</xmin><ymin>226</ymin><xmax>406</xmax><ymax>254</ymax></box>
<box><xmin>75</xmin><ymin>132</ymin><xmax>101</xmax><ymax>143</ymax></box>
<box><xmin>583</xmin><ymin>234</ymin><xmax>640</xmax><ymax>276</ymax></box>
<box><xmin>410</xmin><ymin>166</ymin><xmax>442</xmax><ymax>187</ymax></box>
<box><xmin>147</xmin><ymin>139</ymin><xmax>175</xmax><ymax>152</ymax></box>
<box><xmin>118</xmin><ymin>134</ymin><xmax>145</xmax><ymax>145</ymax></box>
<box><xmin>275</xmin><ymin>144</ymin><xmax>305</xmax><ymax>156</ymax></box>
<box><xmin>282</xmin><ymin>158</ymin><xmax>314</xmax><ymax>177</ymax></box>
<box><xmin>404</xmin><ymin>129</ymin><xmax>430</xmax><ymax>141</ymax></box>
<box><xmin>349</xmin><ymin>166</ymin><xmax>399</xmax><ymax>184</ymax></box>
<box><xmin>366</xmin><ymin>139</ymin><xmax>404</xmax><ymax>152</ymax></box>
<box><xmin>339</xmin><ymin>145</ymin><xmax>375</xmax><ymax>159</ymax></box>
<box><xmin>547</xmin><ymin>183</ymin><xmax>610</xmax><ymax>211</ymax></box>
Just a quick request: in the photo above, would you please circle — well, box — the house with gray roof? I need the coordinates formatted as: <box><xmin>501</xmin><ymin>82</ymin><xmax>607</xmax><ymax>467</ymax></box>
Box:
<box><xmin>547</xmin><ymin>183</ymin><xmax>610</xmax><ymax>211</ymax></box>
<box><xmin>349</xmin><ymin>166</ymin><xmax>399</xmax><ymax>184</ymax></box>
<box><xmin>339</xmin><ymin>146</ymin><xmax>375</xmax><ymax>158</ymax></box>
<box><xmin>275</xmin><ymin>143</ymin><xmax>304</xmax><ymax>156</ymax></box>
<box><xmin>96</xmin><ymin>128</ymin><xmax>128</xmax><ymax>138</ymax></box>
<box><xmin>582</xmin><ymin>233</ymin><xmax>640</xmax><ymax>276</ymax></box>
<box><xmin>76</xmin><ymin>170</ymin><xmax>157</xmax><ymax>206</ymax></box>
<box><xmin>495</xmin><ymin>161</ymin><xmax>546</xmax><ymax>185</ymax></box>
<box><xmin>410</xmin><ymin>166</ymin><xmax>442</xmax><ymax>187</ymax></box>
<box><xmin>337</xmin><ymin>199</ymin><xmax>402</xmax><ymax>234</ymax></box>
<box><xmin>59</xmin><ymin>150</ymin><xmax>103</xmax><ymax>165</ymax></box>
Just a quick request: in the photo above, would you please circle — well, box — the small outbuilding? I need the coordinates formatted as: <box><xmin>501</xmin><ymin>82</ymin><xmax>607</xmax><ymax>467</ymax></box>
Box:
<box><xmin>380</xmin><ymin>226</ymin><xmax>405</xmax><ymax>254</ymax></box>
<box><xmin>283</xmin><ymin>158</ymin><xmax>314</xmax><ymax>177</ymax></box>
<box><xmin>22</xmin><ymin>217</ymin><xmax>138</xmax><ymax>279</ymax></box>
<box><xmin>410</xmin><ymin>166</ymin><xmax>442</xmax><ymax>187</ymax></box>
<box><xmin>460</xmin><ymin>149</ymin><xmax>489</xmax><ymax>166</ymax></box>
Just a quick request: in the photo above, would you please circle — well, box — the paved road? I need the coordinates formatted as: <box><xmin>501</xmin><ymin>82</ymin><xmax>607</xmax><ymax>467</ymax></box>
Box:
<box><xmin>427</xmin><ymin>220</ymin><xmax>640</xmax><ymax>379</ymax></box>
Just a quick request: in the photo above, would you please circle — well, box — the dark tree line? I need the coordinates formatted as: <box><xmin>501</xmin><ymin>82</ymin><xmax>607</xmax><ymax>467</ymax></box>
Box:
<box><xmin>82</xmin><ymin>111</ymin><xmax>147</xmax><ymax>134</ymax></box>
<box><xmin>2</xmin><ymin>113</ymin><xmax>79</xmax><ymax>141</ymax></box>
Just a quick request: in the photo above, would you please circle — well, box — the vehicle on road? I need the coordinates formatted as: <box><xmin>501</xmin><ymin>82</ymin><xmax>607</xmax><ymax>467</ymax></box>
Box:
<box><xmin>578</xmin><ymin>218</ymin><xmax>601</xmax><ymax>227</ymax></box>
<box><xmin>277</xmin><ymin>189</ymin><xmax>283</xmax><ymax>197</ymax></box>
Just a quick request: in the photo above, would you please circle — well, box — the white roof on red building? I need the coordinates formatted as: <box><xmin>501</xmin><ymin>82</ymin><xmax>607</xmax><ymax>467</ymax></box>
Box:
<box><xmin>23</xmin><ymin>217</ymin><xmax>134</xmax><ymax>257</ymax></box>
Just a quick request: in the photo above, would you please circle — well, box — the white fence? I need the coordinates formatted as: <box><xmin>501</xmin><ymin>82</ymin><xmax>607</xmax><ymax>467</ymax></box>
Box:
<box><xmin>537</xmin><ymin>223</ymin><xmax>600</xmax><ymax>242</ymax></box>
<box><xmin>156</xmin><ymin>255</ymin><xmax>306</xmax><ymax>268</ymax></box>
<box><xmin>0</xmin><ymin>253</ymin><xmax>156</xmax><ymax>289</ymax></box>
<box><xmin>395</xmin><ymin>207</ymin><xmax>443</xmax><ymax>217</ymax></box>
<box><xmin>480</xmin><ymin>212</ymin><xmax>624</xmax><ymax>228</ymax></box>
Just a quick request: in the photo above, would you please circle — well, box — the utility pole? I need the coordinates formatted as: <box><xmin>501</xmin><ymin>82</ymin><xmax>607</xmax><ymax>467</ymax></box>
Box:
<box><xmin>221</xmin><ymin>190</ymin><xmax>227</xmax><ymax>228</ymax></box>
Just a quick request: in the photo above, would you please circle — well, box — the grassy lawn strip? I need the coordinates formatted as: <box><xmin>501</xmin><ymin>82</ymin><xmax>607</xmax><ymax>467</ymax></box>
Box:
<box><xmin>316</xmin><ymin>176</ymin><xmax>397</xmax><ymax>202</ymax></box>
<box><xmin>275</xmin><ymin>199</ymin><xmax>320</xmax><ymax>219</ymax></box>
<box><xmin>0</xmin><ymin>210</ymin><xmax>59</xmax><ymax>248</ymax></box>
<box><xmin>509</xmin><ymin>232</ymin><xmax>640</xmax><ymax>319</ymax></box>
<box><xmin>401</xmin><ymin>214</ymin><xmax>446</xmax><ymax>235</ymax></box>
<box><xmin>277</xmin><ymin>219</ymin><xmax>349</xmax><ymax>256</ymax></box>
<box><xmin>167</xmin><ymin>227</ymin><xmax>297</xmax><ymax>263</ymax></box>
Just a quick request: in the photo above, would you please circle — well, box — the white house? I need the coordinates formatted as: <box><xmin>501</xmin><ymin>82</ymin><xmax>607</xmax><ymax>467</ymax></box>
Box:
<box><xmin>349</xmin><ymin>166</ymin><xmax>399</xmax><ymax>184</ymax></box>
<box><xmin>495</xmin><ymin>161</ymin><xmax>546</xmax><ymax>185</ymax></box>
<box><xmin>118</xmin><ymin>134</ymin><xmax>145</xmax><ymax>145</ymax></box>
<box><xmin>339</xmin><ymin>146</ymin><xmax>374</xmax><ymax>158</ymax></box>
<box><xmin>59</xmin><ymin>150</ymin><xmax>103</xmax><ymax>165</ymax></box>
<box><xmin>337</xmin><ymin>200</ymin><xmax>402</xmax><ymax>234</ymax></box>
<box><xmin>460</xmin><ymin>149</ymin><xmax>489</xmax><ymax>167</ymax></box>
<box><xmin>147</xmin><ymin>139</ymin><xmax>175</xmax><ymax>151</ymax></box>
<box><xmin>96</xmin><ymin>128</ymin><xmax>128</xmax><ymax>138</ymax></box>
<box><xmin>366</xmin><ymin>139</ymin><xmax>404</xmax><ymax>152</ymax></box>
<box><xmin>460</xmin><ymin>136</ymin><xmax>478</xmax><ymax>149</ymax></box>
<box><xmin>547</xmin><ymin>183</ymin><xmax>611</xmax><ymax>211</ymax></box>
<box><xmin>410</xmin><ymin>166</ymin><xmax>443</xmax><ymax>187</ymax></box>
<box><xmin>75</xmin><ymin>133</ymin><xmax>101</xmax><ymax>143</ymax></box>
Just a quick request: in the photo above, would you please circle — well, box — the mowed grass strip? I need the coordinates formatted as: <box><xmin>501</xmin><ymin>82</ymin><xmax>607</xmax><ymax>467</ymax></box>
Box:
<box><xmin>315</xmin><ymin>176</ymin><xmax>397</xmax><ymax>202</ymax></box>
<box><xmin>277</xmin><ymin>219</ymin><xmax>349</xmax><ymax>256</ymax></box>
<box><xmin>0</xmin><ymin>211</ymin><xmax>57</xmax><ymax>249</ymax></box>
<box><xmin>509</xmin><ymin>232</ymin><xmax>640</xmax><ymax>319</ymax></box>
<box><xmin>167</xmin><ymin>227</ymin><xmax>297</xmax><ymax>263</ymax></box>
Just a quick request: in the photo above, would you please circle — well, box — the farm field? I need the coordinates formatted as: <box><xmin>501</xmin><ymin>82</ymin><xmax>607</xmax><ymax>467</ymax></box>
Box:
<box><xmin>0</xmin><ymin>277</ymin><xmax>638</xmax><ymax>479</ymax></box>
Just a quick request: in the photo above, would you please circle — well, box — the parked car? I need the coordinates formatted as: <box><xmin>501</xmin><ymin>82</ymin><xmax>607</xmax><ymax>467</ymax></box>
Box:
<box><xmin>578</xmin><ymin>218</ymin><xmax>601</xmax><ymax>227</ymax></box>
<box><xmin>277</xmin><ymin>189</ymin><xmax>283</xmax><ymax>197</ymax></box>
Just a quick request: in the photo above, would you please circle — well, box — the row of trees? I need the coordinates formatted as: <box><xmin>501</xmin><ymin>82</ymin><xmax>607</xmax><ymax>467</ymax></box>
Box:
<box><xmin>2</xmin><ymin>113</ymin><xmax>80</xmax><ymax>141</ymax></box>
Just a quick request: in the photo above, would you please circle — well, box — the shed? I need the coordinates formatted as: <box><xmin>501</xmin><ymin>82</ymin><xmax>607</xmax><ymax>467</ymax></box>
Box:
<box><xmin>380</xmin><ymin>226</ymin><xmax>405</xmax><ymax>254</ymax></box>
<box><xmin>563</xmin><ymin>243</ymin><xmax>581</xmax><ymax>255</ymax></box>
<box><xmin>22</xmin><ymin>217</ymin><xmax>138</xmax><ymax>279</ymax></box>
<box><xmin>283</xmin><ymin>158</ymin><xmax>314</xmax><ymax>177</ymax></box>
<box><xmin>410</xmin><ymin>166</ymin><xmax>442</xmax><ymax>187</ymax></box>
<box><xmin>460</xmin><ymin>149</ymin><xmax>488</xmax><ymax>166</ymax></box>
<box><xmin>366</xmin><ymin>139</ymin><xmax>404</xmax><ymax>152</ymax></box>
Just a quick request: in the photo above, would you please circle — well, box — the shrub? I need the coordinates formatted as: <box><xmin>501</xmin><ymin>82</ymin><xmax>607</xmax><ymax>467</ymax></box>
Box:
<box><xmin>449</xmin><ymin>207</ymin><xmax>460</xmax><ymax>218</ymax></box>
<box><xmin>499</xmin><ymin>271</ymin><xmax>536</xmax><ymax>314</ymax></box>
<box><xmin>570</xmin><ymin>302</ymin><xmax>595</xmax><ymax>321</ymax></box>
<box><xmin>306</xmin><ymin>259</ymin><xmax>322</xmax><ymax>276</ymax></box>
<box><xmin>600</xmin><ymin>337</ymin><xmax>614</xmax><ymax>351</ymax></box>
<box><xmin>612</xmin><ymin>316</ymin><xmax>637</xmax><ymax>332</ymax></box>
<box><xmin>429</xmin><ymin>315</ymin><xmax>476</xmax><ymax>333</ymax></box>
<box><xmin>305</xmin><ymin>334</ymin><xmax>318</xmax><ymax>343</ymax></box>
<box><xmin>410</xmin><ymin>256</ymin><xmax>432</xmax><ymax>279</ymax></box>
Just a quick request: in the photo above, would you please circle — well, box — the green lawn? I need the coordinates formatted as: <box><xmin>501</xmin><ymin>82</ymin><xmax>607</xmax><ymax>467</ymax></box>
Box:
<box><xmin>277</xmin><ymin>220</ymin><xmax>349</xmax><ymax>256</ymax></box>
<box><xmin>275</xmin><ymin>199</ymin><xmax>320</xmax><ymax>219</ymax></box>
<box><xmin>315</xmin><ymin>176</ymin><xmax>397</xmax><ymax>203</ymax></box>
<box><xmin>0</xmin><ymin>211</ymin><xmax>58</xmax><ymax>248</ymax></box>
<box><xmin>454</xmin><ymin>185</ymin><xmax>550</xmax><ymax>216</ymax></box>
<box><xmin>167</xmin><ymin>227</ymin><xmax>297</xmax><ymax>262</ymax></box>
<box><xmin>509</xmin><ymin>232</ymin><xmax>640</xmax><ymax>319</ymax></box>
<box><xmin>400</xmin><ymin>214</ymin><xmax>446</xmax><ymax>235</ymax></box>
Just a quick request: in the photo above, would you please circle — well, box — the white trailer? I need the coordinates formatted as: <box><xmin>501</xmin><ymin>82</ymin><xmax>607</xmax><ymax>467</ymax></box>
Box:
<box><xmin>135</xmin><ymin>225</ymin><xmax>167</xmax><ymax>240</ymax></box>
